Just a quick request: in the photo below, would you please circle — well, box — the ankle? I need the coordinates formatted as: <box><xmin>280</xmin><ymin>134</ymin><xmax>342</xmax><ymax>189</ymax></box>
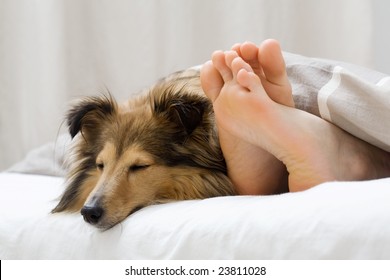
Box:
<box><xmin>346</xmin><ymin>153</ymin><xmax>372</xmax><ymax>180</ymax></box>
<box><xmin>341</xmin><ymin>143</ymin><xmax>390</xmax><ymax>181</ymax></box>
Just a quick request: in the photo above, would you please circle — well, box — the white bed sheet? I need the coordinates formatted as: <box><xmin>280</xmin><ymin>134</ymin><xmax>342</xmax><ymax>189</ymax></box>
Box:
<box><xmin>1</xmin><ymin>172</ymin><xmax>390</xmax><ymax>259</ymax></box>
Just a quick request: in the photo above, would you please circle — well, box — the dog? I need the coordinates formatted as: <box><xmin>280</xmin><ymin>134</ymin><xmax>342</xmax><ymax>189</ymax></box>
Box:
<box><xmin>52</xmin><ymin>69</ymin><xmax>235</xmax><ymax>229</ymax></box>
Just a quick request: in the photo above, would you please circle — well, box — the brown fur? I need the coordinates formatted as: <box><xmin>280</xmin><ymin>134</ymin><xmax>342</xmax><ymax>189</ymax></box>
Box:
<box><xmin>52</xmin><ymin>69</ymin><xmax>235</xmax><ymax>229</ymax></box>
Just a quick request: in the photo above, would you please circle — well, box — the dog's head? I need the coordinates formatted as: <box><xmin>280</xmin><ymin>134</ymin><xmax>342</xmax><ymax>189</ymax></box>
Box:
<box><xmin>52</xmin><ymin>71</ymin><xmax>234</xmax><ymax>229</ymax></box>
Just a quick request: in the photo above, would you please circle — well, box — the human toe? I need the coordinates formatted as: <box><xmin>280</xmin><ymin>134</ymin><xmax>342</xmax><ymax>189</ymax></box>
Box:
<box><xmin>200</xmin><ymin>60</ymin><xmax>224</xmax><ymax>102</ymax></box>
<box><xmin>211</xmin><ymin>50</ymin><xmax>233</xmax><ymax>82</ymax></box>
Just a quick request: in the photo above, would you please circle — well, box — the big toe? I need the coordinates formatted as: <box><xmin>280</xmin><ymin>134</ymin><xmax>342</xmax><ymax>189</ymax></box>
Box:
<box><xmin>259</xmin><ymin>39</ymin><xmax>294</xmax><ymax>107</ymax></box>
<box><xmin>200</xmin><ymin>60</ymin><xmax>224</xmax><ymax>102</ymax></box>
<box><xmin>259</xmin><ymin>39</ymin><xmax>289</xmax><ymax>88</ymax></box>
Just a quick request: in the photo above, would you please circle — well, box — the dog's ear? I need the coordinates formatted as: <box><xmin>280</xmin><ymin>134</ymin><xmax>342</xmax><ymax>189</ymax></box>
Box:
<box><xmin>167</xmin><ymin>98</ymin><xmax>207</xmax><ymax>135</ymax></box>
<box><xmin>154</xmin><ymin>90</ymin><xmax>210</xmax><ymax>135</ymax></box>
<box><xmin>67</xmin><ymin>95</ymin><xmax>117</xmax><ymax>139</ymax></box>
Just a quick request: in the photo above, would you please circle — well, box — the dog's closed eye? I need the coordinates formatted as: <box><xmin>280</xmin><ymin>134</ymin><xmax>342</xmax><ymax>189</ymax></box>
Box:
<box><xmin>96</xmin><ymin>163</ymin><xmax>104</xmax><ymax>171</ymax></box>
<box><xmin>129</xmin><ymin>165</ymin><xmax>150</xmax><ymax>172</ymax></box>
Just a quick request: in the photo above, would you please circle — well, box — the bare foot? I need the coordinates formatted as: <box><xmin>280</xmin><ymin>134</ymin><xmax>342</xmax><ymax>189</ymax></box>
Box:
<box><xmin>201</xmin><ymin>59</ymin><xmax>287</xmax><ymax>195</ymax></box>
<box><xmin>201</xmin><ymin>40</ymin><xmax>294</xmax><ymax>195</ymax></box>
<box><xmin>201</xmin><ymin>39</ymin><xmax>298</xmax><ymax>195</ymax></box>
<box><xmin>210</xmin><ymin>54</ymin><xmax>390</xmax><ymax>192</ymax></box>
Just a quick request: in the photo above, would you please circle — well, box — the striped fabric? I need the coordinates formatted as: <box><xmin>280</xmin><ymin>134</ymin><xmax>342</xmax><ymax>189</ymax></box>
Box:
<box><xmin>285</xmin><ymin>52</ymin><xmax>390</xmax><ymax>152</ymax></box>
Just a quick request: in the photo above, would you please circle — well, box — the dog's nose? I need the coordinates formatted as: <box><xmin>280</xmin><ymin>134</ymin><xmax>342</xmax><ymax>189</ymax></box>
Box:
<box><xmin>81</xmin><ymin>205</ymin><xmax>104</xmax><ymax>225</ymax></box>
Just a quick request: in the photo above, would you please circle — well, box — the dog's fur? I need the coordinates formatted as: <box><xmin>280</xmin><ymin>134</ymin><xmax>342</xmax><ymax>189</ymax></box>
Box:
<box><xmin>52</xmin><ymin>69</ymin><xmax>235</xmax><ymax>229</ymax></box>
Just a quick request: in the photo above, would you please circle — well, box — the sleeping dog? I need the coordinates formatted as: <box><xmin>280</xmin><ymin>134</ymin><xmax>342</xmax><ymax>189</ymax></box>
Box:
<box><xmin>52</xmin><ymin>69</ymin><xmax>235</xmax><ymax>230</ymax></box>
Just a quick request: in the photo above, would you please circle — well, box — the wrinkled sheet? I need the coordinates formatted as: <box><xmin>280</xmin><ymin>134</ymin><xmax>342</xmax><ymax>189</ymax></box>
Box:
<box><xmin>1</xmin><ymin>173</ymin><xmax>390</xmax><ymax>259</ymax></box>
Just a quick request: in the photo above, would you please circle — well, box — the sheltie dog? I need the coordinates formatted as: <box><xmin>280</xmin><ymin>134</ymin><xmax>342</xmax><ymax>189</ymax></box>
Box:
<box><xmin>52</xmin><ymin>69</ymin><xmax>235</xmax><ymax>229</ymax></box>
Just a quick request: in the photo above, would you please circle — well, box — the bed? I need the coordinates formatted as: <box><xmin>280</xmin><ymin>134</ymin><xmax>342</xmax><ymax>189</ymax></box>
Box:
<box><xmin>1</xmin><ymin>53</ymin><xmax>390</xmax><ymax>259</ymax></box>
<box><xmin>1</xmin><ymin>170</ymin><xmax>390</xmax><ymax>259</ymax></box>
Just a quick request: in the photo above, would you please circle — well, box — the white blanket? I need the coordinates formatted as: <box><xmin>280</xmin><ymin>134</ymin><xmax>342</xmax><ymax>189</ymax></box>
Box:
<box><xmin>1</xmin><ymin>172</ymin><xmax>390</xmax><ymax>259</ymax></box>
